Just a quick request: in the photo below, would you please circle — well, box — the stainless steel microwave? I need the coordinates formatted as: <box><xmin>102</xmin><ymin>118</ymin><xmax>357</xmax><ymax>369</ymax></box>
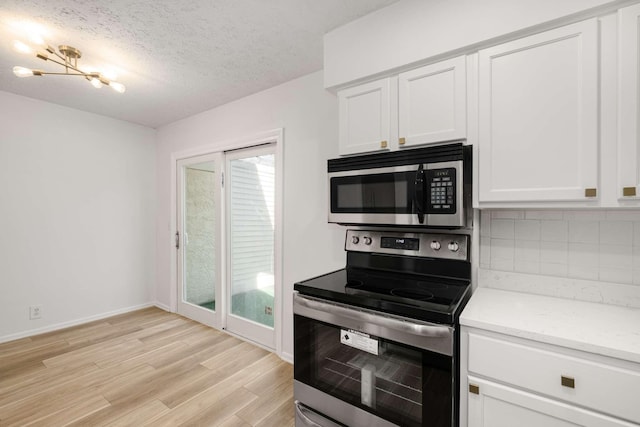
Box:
<box><xmin>328</xmin><ymin>143</ymin><xmax>471</xmax><ymax>228</ymax></box>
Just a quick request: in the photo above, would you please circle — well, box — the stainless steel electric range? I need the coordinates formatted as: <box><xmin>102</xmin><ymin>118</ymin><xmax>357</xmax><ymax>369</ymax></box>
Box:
<box><xmin>293</xmin><ymin>229</ymin><xmax>472</xmax><ymax>427</ymax></box>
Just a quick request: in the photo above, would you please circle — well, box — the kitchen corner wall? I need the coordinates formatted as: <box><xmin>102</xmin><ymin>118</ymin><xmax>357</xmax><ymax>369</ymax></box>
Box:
<box><xmin>480</xmin><ymin>209</ymin><xmax>640</xmax><ymax>287</ymax></box>
<box><xmin>0</xmin><ymin>90</ymin><xmax>157</xmax><ymax>342</ymax></box>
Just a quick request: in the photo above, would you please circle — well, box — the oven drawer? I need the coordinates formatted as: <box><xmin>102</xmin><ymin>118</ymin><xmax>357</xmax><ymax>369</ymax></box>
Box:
<box><xmin>467</xmin><ymin>332</ymin><xmax>640</xmax><ymax>424</ymax></box>
<box><xmin>294</xmin><ymin>400</ymin><xmax>344</xmax><ymax>427</ymax></box>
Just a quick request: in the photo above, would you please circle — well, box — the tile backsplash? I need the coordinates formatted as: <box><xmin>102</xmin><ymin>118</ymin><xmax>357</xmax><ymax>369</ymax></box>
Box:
<box><xmin>480</xmin><ymin>210</ymin><xmax>640</xmax><ymax>286</ymax></box>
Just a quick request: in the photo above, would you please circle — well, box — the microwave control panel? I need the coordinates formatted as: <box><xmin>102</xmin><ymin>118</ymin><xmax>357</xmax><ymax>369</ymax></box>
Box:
<box><xmin>426</xmin><ymin>168</ymin><xmax>456</xmax><ymax>214</ymax></box>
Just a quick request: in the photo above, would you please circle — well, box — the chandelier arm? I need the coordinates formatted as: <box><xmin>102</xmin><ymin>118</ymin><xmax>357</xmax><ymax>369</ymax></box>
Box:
<box><xmin>41</xmin><ymin>56</ymin><xmax>88</xmax><ymax>75</ymax></box>
<box><xmin>51</xmin><ymin>50</ymin><xmax>66</xmax><ymax>62</ymax></box>
<box><xmin>37</xmin><ymin>71</ymin><xmax>93</xmax><ymax>76</ymax></box>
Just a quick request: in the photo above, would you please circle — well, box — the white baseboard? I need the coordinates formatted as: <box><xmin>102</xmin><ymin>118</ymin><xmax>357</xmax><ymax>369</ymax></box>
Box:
<box><xmin>0</xmin><ymin>302</ymin><xmax>155</xmax><ymax>344</ymax></box>
<box><xmin>153</xmin><ymin>301</ymin><xmax>172</xmax><ymax>312</ymax></box>
<box><xmin>279</xmin><ymin>351</ymin><xmax>293</xmax><ymax>364</ymax></box>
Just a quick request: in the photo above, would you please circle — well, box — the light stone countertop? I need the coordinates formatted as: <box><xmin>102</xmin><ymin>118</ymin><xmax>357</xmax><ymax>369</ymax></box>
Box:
<box><xmin>460</xmin><ymin>287</ymin><xmax>640</xmax><ymax>364</ymax></box>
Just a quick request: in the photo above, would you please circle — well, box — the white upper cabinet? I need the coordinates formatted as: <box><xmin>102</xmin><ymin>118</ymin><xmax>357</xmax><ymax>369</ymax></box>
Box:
<box><xmin>398</xmin><ymin>56</ymin><xmax>466</xmax><ymax>148</ymax></box>
<box><xmin>619</xmin><ymin>4</ymin><xmax>640</xmax><ymax>202</ymax></box>
<box><xmin>337</xmin><ymin>56</ymin><xmax>467</xmax><ymax>156</ymax></box>
<box><xmin>477</xmin><ymin>20</ymin><xmax>599</xmax><ymax>204</ymax></box>
<box><xmin>338</xmin><ymin>78</ymin><xmax>392</xmax><ymax>156</ymax></box>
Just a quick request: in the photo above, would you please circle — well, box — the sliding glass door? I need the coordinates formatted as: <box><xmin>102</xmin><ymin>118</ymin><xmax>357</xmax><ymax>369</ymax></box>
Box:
<box><xmin>176</xmin><ymin>143</ymin><xmax>277</xmax><ymax>349</ymax></box>
<box><xmin>176</xmin><ymin>153</ymin><xmax>223</xmax><ymax>329</ymax></box>
<box><xmin>225</xmin><ymin>145</ymin><xmax>276</xmax><ymax>349</ymax></box>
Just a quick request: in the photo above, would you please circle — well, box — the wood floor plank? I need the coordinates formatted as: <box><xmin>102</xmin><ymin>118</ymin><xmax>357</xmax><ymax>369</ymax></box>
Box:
<box><xmin>24</xmin><ymin>393</ymin><xmax>111</xmax><ymax>427</ymax></box>
<box><xmin>243</xmin><ymin>359</ymin><xmax>293</xmax><ymax>396</ymax></box>
<box><xmin>0</xmin><ymin>340</ymin><xmax>71</xmax><ymax>378</ymax></box>
<box><xmin>0</xmin><ymin>337</ymin><xmax>32</xmax><ymax>355</ymax></box>
<box><xmin>43</xmin><ymin>338</ymin><xmax>142</xmax><ymax>368</ymax></box>
<box><xmin>0</xmin><ymin>362</ymin><xmax>153</xmax><ymax>418</ymax></box>
<box><xmin>201</xmin><ymin>341</ymin><xmax>270</xmax><ymax>372</ymax></box>
<box><xmin>236</xmin><ymin>378</ymin><xmax>294</xmax><ymax>425</ymax></box>
<box><xmin>191</xmin><ymin>334</ymin><xmax>244</xmax><ymax>364</ymax></box>
<box><xmin>103</xmin><ymin>356</ymin><xmax>206</xmax><ymax>405</ymax></box>
<box><xmin>0</xmin><ymin>363</ymin><xmax>101</xmax><ymax>408</ymax></box>
<box><xmin>179</xmin><ymin>386</ymin><xmax>258</xmax><ymax>427</ymax></box>
<box><xmin>0</xmin><ymin>308</ymin><xmax>294</xmax><ymax>427</ymax></box>
<box><xmin>217</xmin><ymin>415</ymin><xmax>253</xmax><ymax>427</ymax></box>
<box><xmin>254</xmin><ymin>399</ymin><xmax>295</xmax><ymax>427</ymax></box>
<box><xmin>0</xmin><ymin>388</ymin><xmax>106</xmax><ymax>426</ymax></box>
<box><xmin>158</xmin><ymin>360</ymin><xmax>248</xmax><ymax>409</ymax></box>
<box><xmin>58</xmin><ymin>322</ymin><xmax>117</xmax><ymax>346</ymax></box>
<box><xmin>102</xmin><ymin>399</ymin><xmax>170</xmax><ymax>427</ymax></box>
<box><xmin>144</xmin><ymin>353</ymin><xmax>283</xmax><ymax>426</ymax></box>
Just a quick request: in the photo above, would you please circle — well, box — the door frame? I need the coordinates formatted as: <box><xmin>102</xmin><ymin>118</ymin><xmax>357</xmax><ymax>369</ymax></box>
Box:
<box><xmin>169</xmin><ymin>128</ymin><xmax>284</xmax><ymax>353</ymax></box>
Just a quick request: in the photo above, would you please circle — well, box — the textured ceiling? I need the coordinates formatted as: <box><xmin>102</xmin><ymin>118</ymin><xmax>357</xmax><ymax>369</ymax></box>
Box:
<box><xmin>0</xmin><ymin>0</ymin><xmax>399</xmax><ymax>128</ymax></box>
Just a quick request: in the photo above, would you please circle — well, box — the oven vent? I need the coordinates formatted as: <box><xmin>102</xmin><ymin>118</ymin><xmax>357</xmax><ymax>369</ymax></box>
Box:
<box><xmin>328</xmin><ymin>141</ymin><xmax>467</xmax><ymax>172</ymax></box>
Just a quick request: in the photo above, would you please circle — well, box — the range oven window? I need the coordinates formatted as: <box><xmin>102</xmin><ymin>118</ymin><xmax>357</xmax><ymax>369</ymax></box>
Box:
<box><xmin>330</xmin><ymin>171</ymin><xmax>416</xmax><ymax>213</ymax></box>
<box><xmin>294</xmin><ymin>314</ymin><xmax>452</xmax><ymax>427</ymax></box>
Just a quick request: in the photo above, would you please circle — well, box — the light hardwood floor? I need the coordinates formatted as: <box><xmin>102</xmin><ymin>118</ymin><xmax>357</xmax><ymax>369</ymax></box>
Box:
<box><xmin>0</xmin><ymin>307</ymin><xmax>294</xmax><ymax>426</ymax></box>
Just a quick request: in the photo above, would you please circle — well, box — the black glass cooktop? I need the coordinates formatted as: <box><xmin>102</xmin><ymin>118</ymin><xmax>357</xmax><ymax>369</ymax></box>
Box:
<box><xmin>294</xmin><ymin>267</ymin><xmax>471</xmax><ymax>325</ymax></box>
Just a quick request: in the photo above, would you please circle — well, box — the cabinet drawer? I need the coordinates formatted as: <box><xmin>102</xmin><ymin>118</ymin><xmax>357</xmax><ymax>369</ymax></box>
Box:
<box><xmin>468</xmin><ymin>333</ymin><xmax>640</xmax><ymax>424</ymax></box>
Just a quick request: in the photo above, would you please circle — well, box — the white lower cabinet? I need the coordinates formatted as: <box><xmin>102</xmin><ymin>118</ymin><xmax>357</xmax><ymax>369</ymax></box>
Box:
<box><xmin>467</xmin><ymin>377</ymin><xmax>636</xmax><ymax>427</ymax></box>
<box><xmin>462</xmin><ymin>328</ymin><xmax>640</xmax><ymax>427</ymax></box>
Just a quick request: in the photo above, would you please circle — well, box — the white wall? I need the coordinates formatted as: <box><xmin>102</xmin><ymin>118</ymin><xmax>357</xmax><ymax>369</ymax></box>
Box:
<box><xmin>155</xmin><ymin>71</ymin><xmax>346</xmax><ymax>359</ymax></box>
<box><xmin>0</xmin><ymin>91</ymin><xmax>157</xmax><ymax>342</ymax></box>
<box><xmin>324</xmin><ymin>0</ymin><xmax>629</xmax><ymax>88</ymax></box>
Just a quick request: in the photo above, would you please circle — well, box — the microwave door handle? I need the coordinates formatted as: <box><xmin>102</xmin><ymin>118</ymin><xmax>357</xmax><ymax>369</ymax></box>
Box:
<box><xmin>414</xmin><ymin>165</ymin><xmax>425</xmax><ymax>224</ymax></box>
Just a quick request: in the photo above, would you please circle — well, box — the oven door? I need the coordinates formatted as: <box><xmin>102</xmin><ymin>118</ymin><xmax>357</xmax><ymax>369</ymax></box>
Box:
<box><xmin>328</xmin><ymin>165</ymin><xmax>423</xmax><ymax>226</ymax></box>
<box><xmin>293</xmin><ymin>292</ymin><xmax>455</xmax><ymax>427</ymax></box>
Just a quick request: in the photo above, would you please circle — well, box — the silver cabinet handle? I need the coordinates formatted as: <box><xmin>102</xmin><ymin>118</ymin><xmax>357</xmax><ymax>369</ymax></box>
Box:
<box><xmin>294</xmin><ymin>294</ymin><xmax>451</xmax><ymax>338</ymax></box>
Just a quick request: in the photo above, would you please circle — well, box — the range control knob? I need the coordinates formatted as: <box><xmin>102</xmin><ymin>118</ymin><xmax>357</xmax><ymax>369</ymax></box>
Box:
<box><xmin>430</xmin><ymin>240</ymin><xmax>441</xmax><ymax>250</ymax></box>
<box><xmin>448</xmin><ymin>241</ymin><xmax>460</xmax><ymax>252</ymax></box>
<box><xmin>351</xmin><ymin>236</ymin><xmax>360</xmax><ymax>244</ymax></box>
<box><xmin>363</xmin><ymin>237</ymin><xmax>372</xmax><ymax>245</ymax></box>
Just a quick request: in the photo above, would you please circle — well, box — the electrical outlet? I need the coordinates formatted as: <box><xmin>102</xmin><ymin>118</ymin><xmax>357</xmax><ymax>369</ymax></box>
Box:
<box><xmin>29</xmin><ymin>305</ymin><xmax>42</xmax><ymax>320</ymax></box>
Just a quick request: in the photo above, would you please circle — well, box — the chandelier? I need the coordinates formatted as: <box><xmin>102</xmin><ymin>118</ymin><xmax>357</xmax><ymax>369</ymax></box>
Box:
<box><xmin>12</xmin><ymin>40</ymin><xmax>126</xmax><ymax>93</ymax></box>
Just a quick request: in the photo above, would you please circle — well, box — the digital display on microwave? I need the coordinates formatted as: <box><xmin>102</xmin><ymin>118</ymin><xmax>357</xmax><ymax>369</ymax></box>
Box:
<box><xmin>380</xmin><ymin>237</ymin><xmax>419</xmax><ymax>251</ymax></box>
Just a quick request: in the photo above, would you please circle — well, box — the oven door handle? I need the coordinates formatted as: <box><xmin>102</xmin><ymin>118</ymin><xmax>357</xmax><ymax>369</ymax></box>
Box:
<box><xmin>294</xmin><ymin>294</ymin><xmax>451</xmax><ymax>338</ymax></box>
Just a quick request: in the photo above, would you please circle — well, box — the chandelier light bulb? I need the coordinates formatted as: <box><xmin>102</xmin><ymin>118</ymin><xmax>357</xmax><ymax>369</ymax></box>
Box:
<box><xmin>109</xmin><ymin>81</ymin><xmax>126</xmax><ymax>93</ymax></box>
<box><xmin>29</xmin><ymin>34</ymin><xmax>45</xmax><ymax>47</ymax></box>
<box><xmin>13</xmin><ymin>40</ymin><xmax>33</xmax><ymax>55</ymax></box>
<box><xmin>90</xmin><ymin>78</ymin><xmax>103</xmax><ymax>89</ymax></box>
<box><xmin>13</xmin><ymin>66</ymin><xmax>35</xmax><ymax>77</ymax></box>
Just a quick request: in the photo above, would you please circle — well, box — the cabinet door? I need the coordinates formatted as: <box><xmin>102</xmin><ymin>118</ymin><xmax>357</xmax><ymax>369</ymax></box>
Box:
<box><xmin>338</xmin><ymin>78</ymin><xmax>392</xmax><ymax>155</ymax></box>
<box><xmin>398</xmin><ymin>56</ymin><xmax>466</xmax><ymax>147</ymax></box>
<box><xmin>619</xmin><ymin>4</ymin><xmax>640</xmax><ymax>202</ymax></box>
<box><xmin>478</xmin><ymin>20</ymin><xmax>599</xmax><ymax>203</ymax></box>
<box><xmin>467</xmin><ymin>377</ymin><xmax>636</xmax><ymax>427</ymax></box>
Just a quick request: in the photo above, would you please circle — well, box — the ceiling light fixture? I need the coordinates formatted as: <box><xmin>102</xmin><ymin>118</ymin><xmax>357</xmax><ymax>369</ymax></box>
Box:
<box><xmin>12</xmin><ymin>40</ymin><xmax>126</xmax><ymax>93</ymax></box>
